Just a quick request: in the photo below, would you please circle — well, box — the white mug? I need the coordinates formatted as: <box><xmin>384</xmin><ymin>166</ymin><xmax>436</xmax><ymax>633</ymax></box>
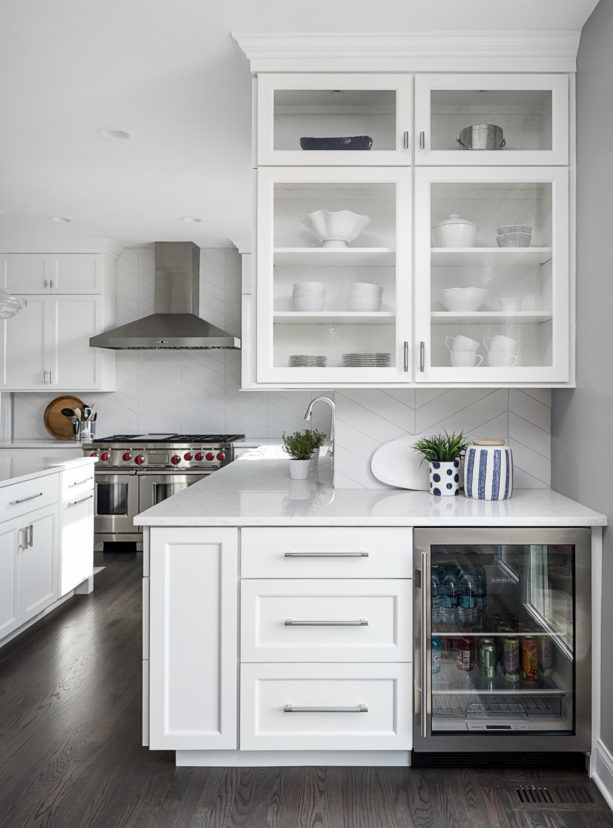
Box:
<box><xmin>450</xmin><ymin>350</ymin><xmax>483</xmax><ymax>367</ymax></box>
<box><xmin>484</xmin><ymin>334</ymin><xmax>517</xmax><ymax>353</ymax></box>
<box><xmin>488</xmin><ymin>350</ymin><xmax>518</xmax><ymax>367</ymax></box>
<box><xmin>445</xmin><ymin>334</ymin><xmax>480</xmax><ymax>353</ymax></box>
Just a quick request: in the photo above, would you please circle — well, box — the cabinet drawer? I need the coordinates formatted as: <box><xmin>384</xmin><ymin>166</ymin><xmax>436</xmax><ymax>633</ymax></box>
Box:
<box><xmin>241</xmin><ymin>528</ymin><xmax>412</xmax><ymax>578</ymax></box>
<box><xmin>240</xmin><ymin>662</ymin><xmax>412</xmax><ymax>751</ymax></box>
<box><xmin>0</xmin><ymin>473</ymin><xmax>59</xmax><ymax>522</ymax></box>
<box><xmin>241</xmin><ymin>579</ymin><xmax>411</xmax><ymax>662</ymax></box>
<box><xmin>61</xmin><ymin>465</ymin><xmax>95</xmax><ymax>503</ymax></box>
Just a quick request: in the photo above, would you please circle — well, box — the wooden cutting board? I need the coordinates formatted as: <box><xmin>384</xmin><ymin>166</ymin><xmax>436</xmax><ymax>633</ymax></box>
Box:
<box><xmin>43</xmin><ymin>395</ymin><xmax>85</xmax><ymax>440</ymax></box>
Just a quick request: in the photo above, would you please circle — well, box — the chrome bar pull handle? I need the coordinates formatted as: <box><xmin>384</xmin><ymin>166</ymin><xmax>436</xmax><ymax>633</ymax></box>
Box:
<box><xmin>10</xmin><ymin>491</ymin><xmax>43</xmax><ymax>505</ymax></box>
<box><xmin>284</xmin><ymin>551</ymin><xmax>368</xmax><ymax>558</ymax></box>
<box><xmin>419</xmin><ymin>341</ymin><xmax>425</xmax><ymax>372</ymax></box>
<box><xmin>26</xmin><ymin>524</ymin><xmax>34</xmax><ymax>548</ymax></box>
<box><xmin>419</xmin><ymin>131</ymin><xmax>426</xmax><ymax>150</ymax></box>
<box><xmin>403</xmin><ymin>341</ymin><xmax>409</xmax><ymax>372</ymax></box>
<box><xmin>68</xmin><ymin>493</ymin><xmax>94</xmax><ymax>507</ymax></box>
<box><xmin>403</xmin><ymin>130</ymin><xmax>409</xmax><ymax>150</ymax></box>
<box><xmin>49</xmin><ymin>279</ymin><xmax>54</xmax><ymax>288</ymax></box>
<box><xmin>421</xmin><ymin>549</ymin><xmax>428</xmax><ymax>738</ymax></box>
<box><xmin>284</xmin><ymin>618</ymin><xmax>368</xmax><ymax>627</ymax></box>
<box><xmin>43</xmin><ymin>280</ymin><xmax>49</xmax><ymax>288</ymax></box>
<box><xmin>69</xmin><ymin>478</ymin><xmax>94</xmax><ymax>487</ymax></box>
<box><xmin>284</xmin><ymin>704</ymin><xmax>368</xmax><ymax>714</ymax></box>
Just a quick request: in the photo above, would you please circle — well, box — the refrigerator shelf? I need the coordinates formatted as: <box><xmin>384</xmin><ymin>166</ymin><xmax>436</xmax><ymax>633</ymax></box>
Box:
<box><xmin>432</xmin><ymin>661</ymin><xmax>567</xmax><ymax>695</ymax></box>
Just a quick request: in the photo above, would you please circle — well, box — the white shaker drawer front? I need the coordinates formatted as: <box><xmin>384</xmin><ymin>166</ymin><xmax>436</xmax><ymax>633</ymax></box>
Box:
<box><xmin>61</xmin><ymin>466</ymin><xmax>95</xmax><ymax>502</ymax></box>
<box><xmin>241</xmin><ymin>527</ymin><xmax>412</xmax><ymax>578</ymax></box>
<box><xmin>241</xmin><ymin>579</ymin><xmax>411</xmax><ymax>662</ymax></box>
<box><xmin>0</xmin><ymin>473</ymin><xmax>59</xmax><ymax>522</ymax></box>
<box><xmin>240</xmin><ymin>662</ymin><xmax>412</xmax><ymax>751</ymax></box>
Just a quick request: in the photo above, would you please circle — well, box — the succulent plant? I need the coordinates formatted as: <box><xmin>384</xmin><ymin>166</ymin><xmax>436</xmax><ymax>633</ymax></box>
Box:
<box><xmin>412</xmin><ymin>430</ymin><xmax>470</xmax><ymax>463</ymax></box>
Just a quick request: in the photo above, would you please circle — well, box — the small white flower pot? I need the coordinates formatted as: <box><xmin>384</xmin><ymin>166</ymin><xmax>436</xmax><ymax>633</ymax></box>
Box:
<box><xmin>289</xmin><ymin>458</ymin><xmax>311</xmax><ymax>480</ymax></box>
<box><xmin>429</xmin><ymin>460</ymin><xmax>461</xmax><ymax>496</ymax></box>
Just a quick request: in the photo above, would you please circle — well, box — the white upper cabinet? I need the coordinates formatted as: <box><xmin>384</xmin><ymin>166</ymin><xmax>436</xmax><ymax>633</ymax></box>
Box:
<box><xmin>257</xmin><ymin>74</ymin><xmax>413</xmax><ymax>166</ymax></box>
<box><xmin>414</xmin><ymin>166</ymin><xmax>569</xmax><ymax>384</ymax></box>
<box><xmin>414</xmin><ymin>74</ymin><xmax>569</xmax><ymax>166</ymax></box>
<box><xmin>2</xmin><ymin>253</ymin><xmax>109</xmax><ymax>293</ymax></box>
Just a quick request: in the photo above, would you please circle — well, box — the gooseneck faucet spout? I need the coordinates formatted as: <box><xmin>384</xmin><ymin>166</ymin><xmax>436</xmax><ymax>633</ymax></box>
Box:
<box><xmin>304</xmin><ymin>396</ymin><xmax>335</xmax><ymax>457</ymax></box>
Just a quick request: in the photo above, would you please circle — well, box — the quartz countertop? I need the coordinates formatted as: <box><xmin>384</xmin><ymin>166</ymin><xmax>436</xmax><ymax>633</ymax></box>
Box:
<box><xmin>0</xmin><ymin>453</ymin><xmax>96</xmax><ymax>488</ymax></box>
<box><xmin>0</xmin><ymin>439</ymin><xmax>84</xmax><ymax>449</ymax></box>
<box><xmin>134</xmin><ymin>448</ymin><xmax>606</xmax><ymax>528</ymax></box>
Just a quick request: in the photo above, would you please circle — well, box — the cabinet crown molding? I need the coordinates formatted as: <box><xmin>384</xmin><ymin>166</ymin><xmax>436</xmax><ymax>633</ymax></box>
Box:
<box><xmin>233</xmin><ymin>31</ymin><xmax>580</xmax><ymax>73</ymax></box>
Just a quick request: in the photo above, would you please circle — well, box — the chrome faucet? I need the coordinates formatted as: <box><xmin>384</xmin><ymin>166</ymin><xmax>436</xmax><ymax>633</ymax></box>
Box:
<box><xmin>304</xmin><ymin>396</ymin><xmax>335</xmax><ymax>457</ymax></box>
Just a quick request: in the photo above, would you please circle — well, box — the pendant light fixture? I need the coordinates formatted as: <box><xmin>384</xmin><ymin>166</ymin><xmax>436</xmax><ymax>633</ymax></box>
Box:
<box><xmin>0</xmin><ymin>288</ymin><xmax>27</xmax><ymax>318</ymax></box>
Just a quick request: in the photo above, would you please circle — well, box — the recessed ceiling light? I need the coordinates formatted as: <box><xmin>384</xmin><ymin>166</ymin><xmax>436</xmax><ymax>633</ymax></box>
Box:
<box><xmin>48</xmin><ymin>216</ymin><xmax>72</xmax><ymax>223</ymax></box>
<box><xmin>97</xmin><ymin>127</ymin><xmax>132</xmax><ymax>141</ymax></box>
<box><xmin>180</xmin><ymin>216</ymin><xmax>202</xmax><ymax>223</ymax></box>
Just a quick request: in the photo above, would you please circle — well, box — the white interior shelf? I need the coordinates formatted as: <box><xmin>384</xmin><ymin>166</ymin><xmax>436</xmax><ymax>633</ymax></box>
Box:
<box><xmin>273</xmin><ymin>311</ymin><xmax>396</xmax><ymax>325</ymax></box>
<box><xmin>431</xmin><ymin>248</ymin><xmax>553</xmax><ymax>266</ymax></box>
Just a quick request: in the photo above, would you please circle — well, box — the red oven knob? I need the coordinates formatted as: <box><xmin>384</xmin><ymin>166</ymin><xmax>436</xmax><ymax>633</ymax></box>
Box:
<box><xmin>171</xmin><ymin>455</ymin><xmax>181</xmax><ymax>465</ymax></box>
<box><xmin>184</xmin><ymin>452</ymin><xmax>192</xmax><ymax>461</ymax></box>
<box><xmin>194</xmin><ymin>452</ymin><xmax>204</xmax><ymax>461</ymax></box>
<box><xmin>100</xmin><ymin>452</ymin><xmax>110</xmax><ymax>461</ymax></box>
<box><xmin>216</xmin><ymin>452</ymin><xmax>225</xmax><ymax>461</ymax></box>
<box><xmin>205</xmin><ymin>452</ymin><xmax>214</xmax><ymax>461</ymax></box>
<box><xmin>122</xmin><ymin>452</ymin><xmax>132</xmax><ymax>461</ymax></box>
<box><xmin>89</xmin><ymin>452</ymin><xmax>98</xmax><ymax>457</ymax></box>
<box><xmin>135</xmin><ymin>455</ymin><xmax>145</xmax><ymax>465</ymax></box>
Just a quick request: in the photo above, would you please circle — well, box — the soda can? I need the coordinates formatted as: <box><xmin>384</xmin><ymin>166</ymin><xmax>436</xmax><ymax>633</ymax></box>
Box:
<box><xmin>432</xmin><ymin>635</ymin><xmax>441</xmax><ymax>675</ymax></box>
<box><xmin>478</xmin><ymin>638</ymin><xmax>496</xmax><ymax>679</ymax></box>
<box><xmin>537</xmin><ymin>635</ymin><xmax>553</xmax><ymax>678</ymax></box>
<box><xmin>503</xmin><ymin>636</ymin><xmax>520</xmax><ymax>682</ymax></box>
<box><xmin>521</xmin><ymin>636</ymin><xmax>539</xmax><ymax>682</ymax></box>
<box><xmin>456</xmin><ymin>637</ymin><xmax>474</xmax><ymax>672</ymax></box>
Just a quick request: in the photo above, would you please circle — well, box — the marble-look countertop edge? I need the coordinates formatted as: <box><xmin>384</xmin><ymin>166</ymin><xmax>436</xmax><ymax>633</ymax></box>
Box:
<box><xmin>0</xmin><ymin>455</ymin><xmax>96</xmax><ymax>488</ymax></box>
<box><xmin>137</xmin><ymin>514</ymin><xmax>607</xmax><ymax>527</ymax></box>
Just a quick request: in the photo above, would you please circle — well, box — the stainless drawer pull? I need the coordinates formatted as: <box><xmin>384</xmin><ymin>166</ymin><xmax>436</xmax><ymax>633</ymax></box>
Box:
<box><xmin>284</xmin><ymin>551</ymin><xmax>368</xmax><ymax>558</ymax></box>
<box><xmin>285</xmin><ymin>618</ymin><xmax>368</xmax><ymax>627</ymax></box>
<box><xmin>68</xmin><ymin>494</ymin><xmax>94</xmax><ymax>507</ymax></box>
<box><xmin>284</xmin><ymin>704</ymin><xmax>368</xmax><ymax>714</ymax></box>
<box><xmin>10</xmin><ymin>492</ymin><xmax>43</xmax><ymax>505</ymax></box>
<box><xmin>69</xmin><ymin>477</ymin><xmax>94</xmax><ymax>487</ymax></box>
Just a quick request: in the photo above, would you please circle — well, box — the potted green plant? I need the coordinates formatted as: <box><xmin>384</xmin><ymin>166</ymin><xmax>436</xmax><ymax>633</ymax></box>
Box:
<box><xmin>413</xmin><ymin>430</ymin><xmax>469</xmax><ymax>497</ymax></box>
<box><xmin>282</xmin><ymin>429</ymin><xmax>327</xmax><ymax>479</ymax></box>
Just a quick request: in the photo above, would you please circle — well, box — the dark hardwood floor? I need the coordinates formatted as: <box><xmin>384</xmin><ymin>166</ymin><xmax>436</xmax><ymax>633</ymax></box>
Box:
<box><xmin>1</xmin><ymin>550</ymin><xmax>611</xmax><ymax>828</ymax></box>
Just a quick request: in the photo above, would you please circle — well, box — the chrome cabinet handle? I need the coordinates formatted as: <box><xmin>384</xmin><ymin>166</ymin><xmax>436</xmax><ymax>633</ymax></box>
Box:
<box><xmin>69</xmin><ymin>478</ymin><xmax>94</xmax><ymax>487</ymax></box>
<box><xmin>10</xmin><ymin>491</ymin><xmax>43</xmax><ymax>505</ymax></box>
<box><xmin>43</xmin><ymin>280</ymin><xmax>49</xmax><ymax>288</ymax></box>
<box><xmin>284</xmin><ymin>618</ymin><xmax>368</xmax><ymax>627</ymax></box>
<box><xmin>419</xmin><ymin>130</ymin><xmax>426</xmax><ymax>150</ymax></box>
<box><xmin>403</xmin><ymin>340</ymin><xmax>409</xmax><ymax>372</ymax></box>
<box><xmin>403</xmin><ymin>130</ymin><xmax>409</xmax><ymax>150</ymax></box>
<box><xmin>284</xmin><ymin>551</ymin><xmax>368</xmax><ymax>558</ymax></box>
<box><xmin>419</xmin><ymin>341</ymin><xmax>425</xmax><ymax>372</ymax></box>
<box><xmin>421</xmin><ymin>549</ymin><xmax>428</xmax><ymax>738</ymax></box>
<box><xmin>24</xmin><ymin>524</ymin><xmax>34</xmax><ymax>548</ymax></box>
<box><xmin>68</xmin><ymin>493</ymin><xmax>94</xmax><ymax>507</ymax></box>
<box><xmin>284</xmin><ymin>704</ymin><xmax>368</xmax><ymax>714</ymax></box>
<box><xmin>43</xmin><ymin>371</ymin><xmax>48</xmax><ymax>384</ymax></box>
<box><xmin>49</xmin><ymin>279</ymin><xmax>54</xmax><ymax>288</ymax></box>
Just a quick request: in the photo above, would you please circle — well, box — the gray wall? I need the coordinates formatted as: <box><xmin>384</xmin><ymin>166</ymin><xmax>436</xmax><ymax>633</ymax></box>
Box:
<box><xmin>551</xmin><ymin>0</ymin><xmax>613</xmax><ymax>748</ymax></box>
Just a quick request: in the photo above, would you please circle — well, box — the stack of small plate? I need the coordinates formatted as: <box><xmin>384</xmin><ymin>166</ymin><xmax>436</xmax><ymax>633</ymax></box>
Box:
<box><xmin>342</xmin><ymin>352</ymin><xmax>391</xmax><ymax>367</ymax></box>
<box><xmin>289</xmin><ymin>354</ymin><xmax>327</xmax><ymax>367</ymax></box>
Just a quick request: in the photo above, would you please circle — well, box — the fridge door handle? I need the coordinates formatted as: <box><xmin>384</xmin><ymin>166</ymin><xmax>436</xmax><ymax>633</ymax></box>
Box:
<box><xmin>421</xmin><ymin>548</ymin><xmax>429</xmax><ymax>739</ymax></box>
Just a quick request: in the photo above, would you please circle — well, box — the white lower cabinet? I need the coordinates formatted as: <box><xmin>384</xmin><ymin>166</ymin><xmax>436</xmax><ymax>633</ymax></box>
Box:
<box><xmin>0</xmin><ymin>518</ymin><xmax>20</xmax><ymax>639</ymax></box>
<box><xmin>59</xmin><ymin>466</ymin><xmax>94</xmax><ymax>594</ymax></box>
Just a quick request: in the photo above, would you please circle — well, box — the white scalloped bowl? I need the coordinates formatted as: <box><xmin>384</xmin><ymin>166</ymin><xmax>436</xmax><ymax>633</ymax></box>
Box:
<box><xmin>303</xmin><ymin>210</ymin><xmax>371</xmax><ymax>248</ymax></box>
<box><xmin>441</xmin><ymin>287</ymin><xmax>487</xmax><ymax>312</ymax></box>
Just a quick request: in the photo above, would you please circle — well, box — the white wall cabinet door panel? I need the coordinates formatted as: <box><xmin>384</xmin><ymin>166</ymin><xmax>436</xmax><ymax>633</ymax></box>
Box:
<box><xmin>0</xmin><ymin>296</ymin><xmax>48</xmax><ymax>388</ymax></box>
<box><xmin>53</xmin><ymin>295</ymin><xmax>107</xmax><ymax>390</ymax></box>
<box><xmin>241</xmin><ymin>579</ymin><xmax>412</xmax><ymax>663</ymax></box>
<box><xmin>149</xmin><ymin>527</ymin><xmax>238</xmax><ymax>750</ymax></box>
<box><xmin>19</xmin><ymin>506</ymin><xmax>58</xmax><ymax>623</ymax></box>
<box><xmin>1</xmin><ymin>254</ymin><xmax>49</xmax><ymax>293</ymax></box>
<box><xmin>0</xmin><ymin>520</ymin><xmax>20</xmax><ymax>640</ymax></box>
<box><xmin>2</xmin><ymin>253</ymin><xmax>106</xmax><ymax>294</ymax></box>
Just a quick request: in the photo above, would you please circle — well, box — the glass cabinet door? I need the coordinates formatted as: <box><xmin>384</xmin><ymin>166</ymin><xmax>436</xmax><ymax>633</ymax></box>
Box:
<box><xmin>257</xmin><ymin>74</ymin><xmax>413</xmax><ymax>166</ymax></box>
<box><xmin>256</xmin><ymin>166</ymin><xmax>411</xmax><ymax>384</ymax></box>
<box><xmin>415</xmin><ymin>74</ymin><xmax>569</xmax><ymax>165</ymax></box>
<box><xmin>414</xmin><ymin>166</ymin><xmax>569</xmax><ymax>384</ymax></box>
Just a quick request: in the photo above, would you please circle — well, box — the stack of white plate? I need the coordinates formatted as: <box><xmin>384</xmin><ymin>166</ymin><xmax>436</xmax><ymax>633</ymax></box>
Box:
<box><xmin>293</xmin><ymin>282</ymin><xmax>326</xmax><ymax>312</ymax></box>
<box><xmin>348</xmin><ymin>282</ymin><xmax>383</xmax><ymax>312</ymax></box>
<box><xmin>289</xmin><ymin>354</ymin><xmax>327</xmax><ymax>367</ymax></box>
<box><xmin>342</xmin><ymin>352</ymin><xmax>391</xmax><ymax>367</ymax></box>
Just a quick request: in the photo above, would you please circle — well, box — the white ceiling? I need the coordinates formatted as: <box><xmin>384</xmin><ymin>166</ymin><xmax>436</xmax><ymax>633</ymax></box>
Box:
<box><xmin>0</xmin><ymin>0</ymin><xmax>599</xmax><ymax>249</ymax></box>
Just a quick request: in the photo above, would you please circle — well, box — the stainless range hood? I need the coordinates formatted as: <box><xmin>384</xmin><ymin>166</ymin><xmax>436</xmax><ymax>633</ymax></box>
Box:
<box><xmin>89</xmin><ymin>242</ymin><xmax>240</xmax><ymax>350</ymax></box>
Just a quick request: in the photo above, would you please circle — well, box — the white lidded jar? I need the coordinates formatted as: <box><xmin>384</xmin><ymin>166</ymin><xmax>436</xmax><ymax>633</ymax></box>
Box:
<box><xmin>432</xmin><ymin>213</ymin><xmax>477</xmax><ymax>248</ymax></box>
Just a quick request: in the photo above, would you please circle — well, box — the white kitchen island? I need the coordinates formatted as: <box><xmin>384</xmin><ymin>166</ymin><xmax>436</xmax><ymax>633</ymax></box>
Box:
<box><xmin>135</xmin><ymin>451</ymin><xmax>606</xmax><ymax>769</ymax></box>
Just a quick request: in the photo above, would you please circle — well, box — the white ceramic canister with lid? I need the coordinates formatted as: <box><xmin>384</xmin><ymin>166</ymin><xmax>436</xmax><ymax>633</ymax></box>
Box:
<box><xmin>463</xmin><ymin>441</ymin><xmax>513</xmax><ymax>500</ymax></box>
<box><xmin>432</xmin><ymin>213</ymin><xmax>477</xmax><ymax>248</ymax></box>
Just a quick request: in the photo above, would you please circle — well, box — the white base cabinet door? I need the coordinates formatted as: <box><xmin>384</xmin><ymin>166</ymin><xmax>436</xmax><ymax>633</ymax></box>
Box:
<box><xmin>20</xmin><ymin>506</ymin><xmax>58</xmax><ymax>623</ymax></box>
<box><xmin>148</xmin><ymin>527</ymin><xmax>238</xmax><ymax>750</ymax></box>
<box><xmin>0</xmin><ymin>519</ymin><xmax>20</xmax><ymax>639</ymax></box>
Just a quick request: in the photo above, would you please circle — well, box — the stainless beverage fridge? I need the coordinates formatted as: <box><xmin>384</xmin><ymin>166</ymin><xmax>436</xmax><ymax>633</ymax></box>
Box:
<box><xmin>413</xmin><ymin>528</ymin><xmax>591</xmax><ymax>760</ymax></box>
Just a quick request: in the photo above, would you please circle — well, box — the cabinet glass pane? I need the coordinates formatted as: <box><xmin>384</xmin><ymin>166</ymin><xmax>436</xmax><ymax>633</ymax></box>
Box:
<box><xmin>430</xmin><ymin>543</ymin><xmax>574</xmax><ymax>735</ymax></box>
<box><xmin>430</xmin><ymin>89</ymin><xmax>553</xmax><ymax>153</ymax></box>
<box><xmin>272</xmin><ymin>181</ymin><xmax>397</xmax><ymax>370</ymax></box>
<box><xmin>430</xmin><ymin>181</ymin><xmax>553</xmax><ymax>369</ymax></box>
<box><xmin>274</xmin><ymin>89</ymin><xmax>396</xmax><ymax>153</ymax></box>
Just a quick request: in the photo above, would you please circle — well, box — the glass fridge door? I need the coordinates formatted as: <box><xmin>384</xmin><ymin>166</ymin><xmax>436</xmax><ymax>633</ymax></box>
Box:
<box><xmin>419</xmin><ymin>529</ymin><xmax>590</xmax><ymax>739</ymax></box>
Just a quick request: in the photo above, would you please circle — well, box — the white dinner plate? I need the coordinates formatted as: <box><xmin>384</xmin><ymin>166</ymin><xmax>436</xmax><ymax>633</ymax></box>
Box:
<box><xmin>370</xmin><ymin>435</ymin><xmax>430</xmax><ymax>490</ymax></box>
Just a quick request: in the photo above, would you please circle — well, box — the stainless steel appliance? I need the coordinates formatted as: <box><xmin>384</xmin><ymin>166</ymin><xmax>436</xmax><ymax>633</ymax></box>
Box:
<box><xmin>413</xmin><ymin>527</ymin><xmax>591</xmax><ymax>763</ymax></box>
<box><xmin>83</xmin><ymin>433</ymin><xmax>244</xmax><ymax>550</ymax></box>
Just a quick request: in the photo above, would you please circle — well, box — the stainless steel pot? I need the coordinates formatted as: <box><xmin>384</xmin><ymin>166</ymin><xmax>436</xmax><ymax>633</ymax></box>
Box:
<box><xmin>457</xmin><ymin>123</ymin><xmax>505</xmax><ymax>150</ymax></box>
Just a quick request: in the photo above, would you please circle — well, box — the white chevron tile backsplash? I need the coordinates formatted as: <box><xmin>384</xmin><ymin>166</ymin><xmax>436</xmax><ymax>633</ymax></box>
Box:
<box><xmin>11</xmin><ymin>246</ymin><xmax>551</xmax><ymax>486</ymax></box>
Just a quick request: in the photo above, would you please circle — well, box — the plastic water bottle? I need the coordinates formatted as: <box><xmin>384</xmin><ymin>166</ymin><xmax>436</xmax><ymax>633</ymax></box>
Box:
<box><xmin>432</xmin><ymin>635</ymin><xmax>441</xmax><ymax>674</ymax></box>
<box><xmin>431</xmin><ymin>570</ymin><xmax>442</xmax><ymax>625</ymax></box>
<box><xmin>457</xmin><ymin>565</ymin><xmax>478</xmax><ymax>628</ymax></box>
<box><xmin>474</xmin><ymin>564</ymin><xmax>488</xmax><ymax>621</ymax></box>
<box><xmin>440</xmin><ymin>567</ymin><xmax>458</xmax><ymax>626</ymax></box>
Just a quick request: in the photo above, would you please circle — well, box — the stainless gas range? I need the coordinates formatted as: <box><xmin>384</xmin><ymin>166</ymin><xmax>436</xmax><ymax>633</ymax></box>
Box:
<box><xmin>82</xmin><ymin>433</ymin><xmax>244</xmax><ymax>551</ymax></box>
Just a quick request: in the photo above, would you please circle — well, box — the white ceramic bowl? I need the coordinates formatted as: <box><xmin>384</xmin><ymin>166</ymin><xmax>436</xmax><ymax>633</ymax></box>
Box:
<box><xmin>441</xmin><ymin>287</ymin><xmax>487</xmax><ymax>312</ymax></box>
<box><xmin>348</xmin><ymin>295</ymin><xmax>382</xmax><ymax>312</ymax></box>
<box><xmin>293</xmin><ymin>281</ymin><xmax>326</xmax><ymax>293</ymax></box>
<box><xmin>303</xmin><ymin>210</ymin><xmax>371</xmax><ymax>248</ymax></box>
<box><xmin>350</xmin><ymin>281</ymin><xmax>382</xmax><ymax>295</ymax></box>
<box><xmin>432</xmin><ymin>214</ymin><xmax>477</xmax><ymax>248</ymax></box>
<box><xmin>497</xmin><ymin>224</ymin><xmax>533</xmax><ymax>235</ymax></box>
<box><xmin>496</xmin><ymin>231</ymin><xmax>532</xmax><ymax>247</ymax></box>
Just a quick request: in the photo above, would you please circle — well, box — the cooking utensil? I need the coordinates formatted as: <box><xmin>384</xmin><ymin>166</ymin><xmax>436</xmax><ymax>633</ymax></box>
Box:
<box><xmin>61</xmin><ymin>408</ymin><xmax>75</xmax><ymax>418</ymax></box>
<box><xmin>72</xmin><ymin>417</ymin><xmax>79</xmax><ymax>436</ymax></box>
<box><xmin>82</xmin><ymin>406</ymin><xmax>92</xmax><ymax>421</ymax></box>
<box><xmin>73</xmin><ymin>407</ymin><xmax>82</xmax><ymax>421</ymax></box>
<box><xmin>457</xmin><ymin>123</ymin><xmax>505</xmax><ymax>150</ymax></box>
<box><xmin>43</xmin><ymin>395</ymin><xmax>86</xmax><ymax>440</ymax></box>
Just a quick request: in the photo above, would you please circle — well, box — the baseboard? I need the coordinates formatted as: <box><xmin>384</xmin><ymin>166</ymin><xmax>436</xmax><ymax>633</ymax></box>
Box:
<box><xmin>175</xmin><ymin>749</ymin><xmax>411</xmax><ymax>767</ymax></box>
<box><xmin>592</xmin><ymin>739</ymin><xmax>613</xmax><ymax>812</ymax></box>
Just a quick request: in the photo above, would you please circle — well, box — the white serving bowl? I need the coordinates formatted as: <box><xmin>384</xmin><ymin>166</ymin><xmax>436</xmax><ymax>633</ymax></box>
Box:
<box><xmin>432</xmin><ymin>213</ymin><xmax>477</xmax><ymax>248</ymax></box>
<box><xmin>303</xmin><ymin>210</ymin><xmax>371</xmax><ymax>248</ymax></box>
<box><xmin>348</xmin><ymin>295</ymin><xmax>382</xmax><ymax>312</ymax></box>
<box><xmin>293</xmin><ymin>295</ymin><xmax>325</xmax><ymax>312</ymax></box>
<box><xmin>496</xmin><ymin>224</ymin><xmax>533</xmax><ymax>235</ymax></box>
<box><xmin>293</xmin><ymin>281</ymin><xmax>326</xmax><ymax>292</ymax></box>
<box><xmin>441</xmin><ymin>287</ymin><xmax>487</xmax><ymax>312</ymax></box>
<box><xmin>496</xmin><ymin>232</ymin><xmax>532</xmax><ymax>248</ymax></box>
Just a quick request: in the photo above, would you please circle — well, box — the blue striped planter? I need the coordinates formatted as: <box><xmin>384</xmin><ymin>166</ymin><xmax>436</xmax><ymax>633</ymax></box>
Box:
<box><xmin>464</xmin><ymin>445</ymin><xmax>513</xmax><ymax>501</ymax></box>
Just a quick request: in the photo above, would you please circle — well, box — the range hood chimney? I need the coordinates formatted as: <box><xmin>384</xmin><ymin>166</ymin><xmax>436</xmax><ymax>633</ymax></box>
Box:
<box><xmin>89</xmin><ymin>242</ymin><xmax>240</xmax><ymax>350</ymax></box>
